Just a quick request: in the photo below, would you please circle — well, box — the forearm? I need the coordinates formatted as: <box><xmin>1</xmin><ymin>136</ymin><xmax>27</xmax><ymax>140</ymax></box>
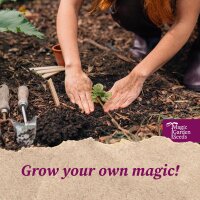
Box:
<box><xmin>134</xmin><ymin>22</ymin><xmax>197</xmax><ymax>77</ymax></box>
<box><xmin>57</xmin><ymin>0</ymin><xmax>83</xmax><ymax>70</ymax></box>
<box><xmin>132</xmin><ymin>0</ymin><xmax>200</xmax><ymax>78</ymax></box>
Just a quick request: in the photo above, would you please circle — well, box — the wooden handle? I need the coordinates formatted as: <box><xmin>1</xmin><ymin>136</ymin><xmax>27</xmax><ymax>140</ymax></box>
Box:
<box><xmin>0</xmin><ymin>84</ymin><xmax>10</xmax><ymax>113</ymax></box>
<box><xmin>18</xmin><ymin>86</ymin><xmax>29</xmax><ymax>108</ymax></box>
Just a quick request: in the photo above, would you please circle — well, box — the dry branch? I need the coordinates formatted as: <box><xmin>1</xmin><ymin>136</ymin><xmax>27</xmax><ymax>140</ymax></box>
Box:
<box><xmin>47</xmin><ymin>78</ymin><xmax>60</xmax><ymax>107</ymax></box>
<box><xmin>80</xmin><ymin>38</ymin><xmax>135</xmax><ymax>64</ymax></box>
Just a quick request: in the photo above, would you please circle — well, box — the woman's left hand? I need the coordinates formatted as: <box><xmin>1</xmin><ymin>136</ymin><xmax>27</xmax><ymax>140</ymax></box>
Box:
<box><xmin>103</xmin><ymin>69</ymin><xmax>147</xmax><ymax>112</ymax></box>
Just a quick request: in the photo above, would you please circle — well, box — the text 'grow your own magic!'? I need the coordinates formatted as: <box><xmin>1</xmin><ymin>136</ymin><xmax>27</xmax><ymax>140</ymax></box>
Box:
<box><xmin>21</xmin><ymin>164</ymin><xmax>180</xmax><ymax>180</ymax></box>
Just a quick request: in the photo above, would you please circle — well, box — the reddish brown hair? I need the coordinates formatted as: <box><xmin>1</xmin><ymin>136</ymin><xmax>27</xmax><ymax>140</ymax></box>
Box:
<box><xmin>90</xmin><ymin>0</ymin><xmax>174</xmax><ymax>26</ymax></box>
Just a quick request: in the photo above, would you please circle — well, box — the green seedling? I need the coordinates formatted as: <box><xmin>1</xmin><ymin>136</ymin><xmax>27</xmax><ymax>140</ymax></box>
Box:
<box><xmin>91</xmin><ymin>83</ymin><xmax>132</xmax><ymax>141</ymax></box>
<box><xmin>92</xmin><ymin>83</ymin><xmax>112</xmax><ymax>103</ymax></box>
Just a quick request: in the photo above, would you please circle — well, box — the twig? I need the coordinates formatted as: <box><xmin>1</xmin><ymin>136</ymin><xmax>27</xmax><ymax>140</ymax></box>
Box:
<box><xmin>114</xmin><ymin>112</ymin><xmax>131</xmax><ymax>121</ymax></box>
<box><xmin>135</xmin><ymin>118</ymin><xmax>146</xmax><ymax>136</ymax></box>
<box><xmin>96</xmin><ymin>97</ymin><xmax>132</xmax><ymax>141</ymax></box>
<box><xmin>99</xmin><ymin>130</ymin><xmax>119</xmax><ymax>143</ymax></box>
<box><xmin>61</xmin><ymin>102</ymin><xmax>76</xmax><ymax>110</ymax></box>
<box><xmin>47</xmin><ymin>78</ymin><xmax>60</xmax><ymax>107</ymax></box>
<box><xmin>157</xmin><ymin>114</ymin><xmax>162</xmax><ymax>136</ymax></box>
<box><xmin>83</xmin><ymin>38</ymin><xmax>110</xmax><ymax>51</ymax></box>
<box><xmin>174</xmin><ymin>100</ymin><xmax>189</xmax><ymax>103</ymax></box>
<box><xmin>80</xmin><ymin>38</ymin><xmax>135</xmax><ymax>63</ymax></box>
<box><xmin>42</xmin><ymin>71</ymin><xmax>61</xmax><ymax>79</ymax></box>
<box><xmin>113</xmin><ymin>52</ymin><xmax>134</xmax><ymax>63</ymax></box>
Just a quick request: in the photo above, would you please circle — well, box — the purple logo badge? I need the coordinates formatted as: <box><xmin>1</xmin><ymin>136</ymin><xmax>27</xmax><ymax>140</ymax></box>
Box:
<box><xmin>162</xmin><ymin>119</ymin><xmax>200</xmax><ymax>143</ymax></box>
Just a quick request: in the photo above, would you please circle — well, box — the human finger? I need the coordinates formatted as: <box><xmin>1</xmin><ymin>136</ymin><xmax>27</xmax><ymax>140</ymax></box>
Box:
<box><xmin>79</xmin><ymin>92</ymin><xmax>90</xmax><ymax>114</ymax></box>
<box><xmin>103</xmin><ymin>92</ymin><xmax>121</xmax><ymax>112</ymax></box>
<box><xmin>86</xmin><ymin>92</ymin><xmax>94</xmax><ymax>112</ymax></box>
<box><xmin>74</xmin><ymin>92</ymin><xmax>84</xmax><ymax>111</ymax></box>
<box><xmin>67</xmin><ymin>92</ymin><xmax>75</xmax><ymax>104</ymax></box>
<box><xmin>120</xmin><ymin>97</ymin><xmax>134</xmax><ymax>108</ymax></box>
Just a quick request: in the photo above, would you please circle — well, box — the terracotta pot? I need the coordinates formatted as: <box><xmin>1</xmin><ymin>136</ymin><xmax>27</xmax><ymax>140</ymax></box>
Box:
<box><xmin>52</xmin><ymin>44</ymin><xmax>65</xmax><ymax>66</ymax></box>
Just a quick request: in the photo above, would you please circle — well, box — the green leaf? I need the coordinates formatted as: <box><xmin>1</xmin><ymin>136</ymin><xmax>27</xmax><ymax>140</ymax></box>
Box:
<box><xmin>105</xmin><ymin>92</ymin><xmax>112</xmax><ymax>99</ymax></box>
<box><xmin>92</xmin><ymin>83</ymin><xmax>112</xmax><ymax>103</ymax></box>
<box><xmin>100</xmin><ymin>92</ymin><xmax>112</xmax><ymax>102</ymax></box>
<box><xmin>0</xmin><ymin>10</ymin><xmax>44</xmax><ymax>39</ymax></box>
<box><xmin>100</xmin><ymin>96</ymin><xmax>106</xmax><ymax>102</ymax></box>
<box><xmin>93</xmin><ymin>83</ymin><xmax>104</xmax><ymax>93</ymax></box>
<box><xmin>91</xmin><ymin>93</ymin><xmax>98</xmax><ymax>103</ymax></box>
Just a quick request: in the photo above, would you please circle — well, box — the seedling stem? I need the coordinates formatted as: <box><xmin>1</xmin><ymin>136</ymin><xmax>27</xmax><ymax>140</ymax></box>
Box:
<box><xmin>92</xmin><ymin>83</ymin><xmax>132</xmax><ymax>141</ymax></box>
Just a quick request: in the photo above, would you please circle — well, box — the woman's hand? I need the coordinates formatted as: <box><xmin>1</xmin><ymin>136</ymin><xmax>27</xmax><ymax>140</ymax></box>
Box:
<box><xmin>65</xmin><ymin>68</ymin><xmax>94</xmax><ymax>114</ymax></box>
<box><xmin>103</xmin><ymin>69</ymin><xmax>147</xmax><ymax>112</ymax></box>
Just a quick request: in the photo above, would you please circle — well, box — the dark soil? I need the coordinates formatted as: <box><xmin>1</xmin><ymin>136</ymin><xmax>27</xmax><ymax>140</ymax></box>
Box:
<box><xmin>0</xmin><ymin>120</ymin><xmax>17</xmax><ymax>150</ymax></box>
<box><xmin>0</xmin><ymin>0</ymin><xmax>199</xmax><ymax>150</ymax></box>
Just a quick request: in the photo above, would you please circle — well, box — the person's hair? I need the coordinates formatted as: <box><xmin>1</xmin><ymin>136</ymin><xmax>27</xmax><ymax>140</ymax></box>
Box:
<box><xmin>90</xmin><ymin>0</ymin><xmax>174</xmax><ymax>26</ymax></box>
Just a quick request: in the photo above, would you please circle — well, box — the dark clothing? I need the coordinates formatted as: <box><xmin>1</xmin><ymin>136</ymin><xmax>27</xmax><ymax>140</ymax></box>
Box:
<box><xmin>111</xmin><ymin>0</ymin><xmax>199</xmax><ymax>44</ymax></box>
<box><xmin>111</xmin><ymin>0</ymin><xmax>161</xmax><ymax>39</ymax></box>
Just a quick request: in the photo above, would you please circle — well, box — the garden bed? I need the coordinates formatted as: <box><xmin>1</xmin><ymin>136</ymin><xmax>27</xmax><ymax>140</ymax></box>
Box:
<box><xmin>0</xmin><ymin>0</ymin><xmax>199</xmax><ymax>150</ymax></box>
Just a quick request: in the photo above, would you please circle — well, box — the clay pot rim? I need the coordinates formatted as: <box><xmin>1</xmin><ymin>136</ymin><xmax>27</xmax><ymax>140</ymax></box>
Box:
<box><xmin>52</xmin><ymin>44</ymin><xmax>62</xmax><ymax>52</ymax></box>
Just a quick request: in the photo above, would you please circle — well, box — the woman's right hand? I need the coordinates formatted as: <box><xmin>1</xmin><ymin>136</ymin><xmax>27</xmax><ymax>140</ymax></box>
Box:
<box><xmin>65</xmin><ymin>68</ymin><xmax>94</xmax><ymax>114</ymax></box>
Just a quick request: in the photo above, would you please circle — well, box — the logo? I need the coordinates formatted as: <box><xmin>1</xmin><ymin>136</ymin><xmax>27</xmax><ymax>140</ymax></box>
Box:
<box><xmin>162</xmin><ymin>119</ymin><xmax>200</xmax><ymax>143</ymax></box>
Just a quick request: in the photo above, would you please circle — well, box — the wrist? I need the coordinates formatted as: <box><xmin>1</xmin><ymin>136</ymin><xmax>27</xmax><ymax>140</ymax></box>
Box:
<box><xmin>130</xmin><ymin>66</ymin><xmax>149</xmax><ymax>81</ymax></box>
<box><xmin>65</xmin><ymin>62</ymin><xmax>82</xmax><ymax>74</ymax></box>
<box><xmin>65</xmin><ymin>60</ymin><xmax>81</xmax><ymax>68</ymax></box>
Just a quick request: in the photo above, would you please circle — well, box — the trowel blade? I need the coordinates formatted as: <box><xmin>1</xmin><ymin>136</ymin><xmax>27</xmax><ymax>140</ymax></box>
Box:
<box><xmin>12</xmin><ymin>117</ymin><xmax>37</xmax><ymax>146</ymax></box>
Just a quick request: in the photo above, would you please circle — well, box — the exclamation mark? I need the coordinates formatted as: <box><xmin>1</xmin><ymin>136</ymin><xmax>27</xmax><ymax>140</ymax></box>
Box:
<box><xmin>175</xmin><ymin>165</ymin><xmax>180</xmax><ymax>176</ymax></box>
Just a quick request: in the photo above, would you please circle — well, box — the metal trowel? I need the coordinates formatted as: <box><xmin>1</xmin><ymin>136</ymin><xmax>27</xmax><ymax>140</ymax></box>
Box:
<box><xmin>12</xmin><ymin>86</ymin><xmax>37</xmax><ymax>146</ymax></box>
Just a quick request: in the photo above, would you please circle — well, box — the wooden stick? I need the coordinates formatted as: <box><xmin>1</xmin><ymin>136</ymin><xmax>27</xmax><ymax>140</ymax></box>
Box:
<box><xmin>30</xmin><ymin>66</ymin><xmax>64</xmax><ymax>71</ymax></box>
<box><xmin>29</xmin><ymin>66</ymin><xmax>64</xmax><ymax>71</ymax></box>
<box><xmin>36</xmin><ymin>68</ymin><xmax>65</xmax><ymax>74</ymax></box>
<box><xmin>2</xmin><ymin>113</ymin><xmax>7</xmax><ymax>121</ymax></box>
<box><xmin>42</xmin><ymin>71</ymin><xmax>61</xmax><ymax>79</ymax></box>
<box><xmin>47</xmin><ymin>78</ymin><xmax>60</xmax><ymax>107</ymax></box>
